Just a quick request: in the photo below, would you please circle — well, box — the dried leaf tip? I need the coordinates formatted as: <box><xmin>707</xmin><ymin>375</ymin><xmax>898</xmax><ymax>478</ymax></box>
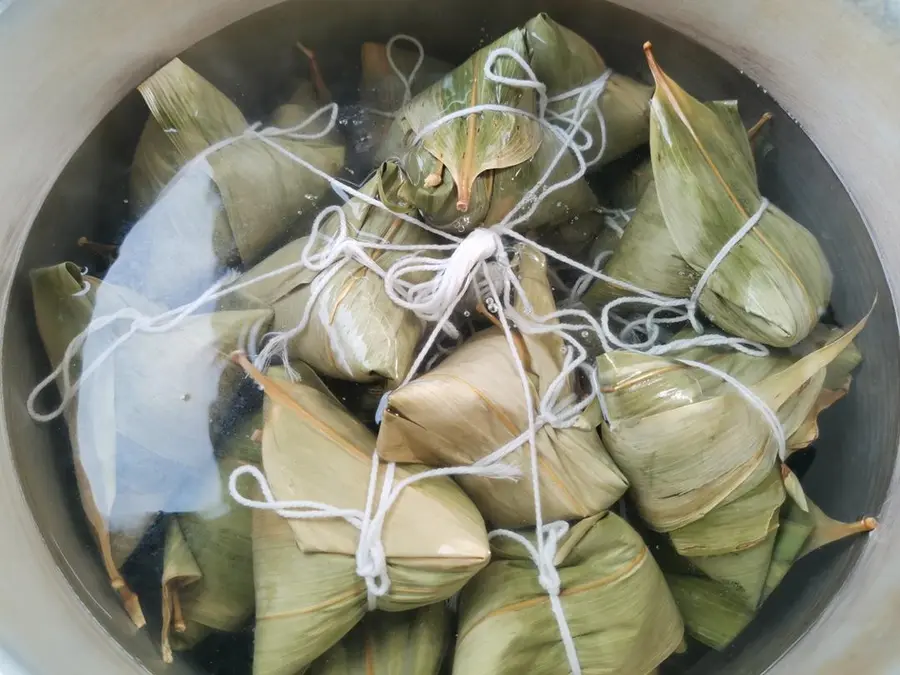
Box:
<box><xmin>748</xmin><ymin>112</ymin><xmax>774</xmax><ymax>140</ymax></box>
<box><xmin>643</xmin><ymin>42</ymin><xmax>662</xmax><ymax>80</ymax></box>
<box><xmin>822</xmin><ymin>516</ymin><xmax>878</xmax><ymax>543</ymax></box>
<box><xmin>78</xmin><ymin>236</ymin><xmax>119</xmax><ymax>257</ymax></box>
<box><xmin>297</xmin><ymin>41</ymin><xmax>331</xmax><ymax>102</ymax></box>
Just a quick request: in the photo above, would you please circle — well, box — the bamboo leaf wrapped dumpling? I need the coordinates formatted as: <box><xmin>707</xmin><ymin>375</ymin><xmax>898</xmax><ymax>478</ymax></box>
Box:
<box><xmin>598</xmin><ymin>316</ymin><xmax>866</xmax><ymax>534</ymax></box>
<box><xmin>600</xmin><ymin>321</ymin><xmax>862</xmax><ymax>611</ymax></box>
<box><xmin>124</xmin><ymin>57</ymin><xmax>346</xmax><ymax>305</ymax></box>
<box><xmin>454</xmin><ymin>514</ymin><xmax>684</xmax><ymax>675</ymax></box>
<box><xmin>29</xmin><ymin>263</ymin><xmax>273</xmax><ymax>627</ymax></box>
<box><xmin>309</xmin><ymin>604</ymin><xmax>451</xmax><ymax>675</ymax></box>
<box><xmin>160</xmin><ymin>416</ymin><xmax>261</xmax><ymax>663</ymax></box>
<box><xmin>385</xmin><ymin>27</ymin><xmax>597</xmax><ymax>234</ymax></box>
<box><xmin>228</xmin><ymin>161</ymin><xmax>436</xmax><ymax>383</ymax></box>
<box><xmin>666</xmin><ymin>477</ymin><xmax>876</xmax><ymax>650</ymax></box>
<box><xmin>584</xmin><ymin>101</ymin><xmax>751</xmax><ymax>307</ymax></box>
<box><xmin>644</xmin><ymin>44</ymin><xmax>832</xmax><ymax>347</ymax></box>
<box><xmin>377</xmin><ymin>246</ymin><xmax>628</xmax><ymax>527</ymax></box>
<box><xmin>30</xmin><ymin>263</ymin><xmax>154</xmax><ymax>626</ymax></box>
<box><xmin>239</xmin><ymin>360</ymin><xmax>490</xmax><ymax>675</ymax></box>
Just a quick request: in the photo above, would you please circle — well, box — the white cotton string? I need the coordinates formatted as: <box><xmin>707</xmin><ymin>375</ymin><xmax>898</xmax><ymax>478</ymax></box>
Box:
<box><xmin>686</xmin><ymin>198</ymin><xmax>771</xmax><ymax>321</ymax></box>
<box><xmin>26</xmin><ymin>271</ymin><xmax>238</xmax><ymax>422</ymax></box>
<box><xmin>594</xmin><ymin>205</ymin><xmax>635</xmax><ymax>239</ymax></box>
<box><xmin>386</xmin><ymin>34</ymin><xmax>425</xmax><ymax>106</ymax></box>
<box><xmin>480</xmin><ymin>270</ymin><xmax>583</xmax><ymax>675</ymax></box>
<box><xmin>569</xmin><ymin>250</ymin><xmax>613</xmax><ymax>304</ymax></box>
<box><xmin>229</xmin><ymin>453</ymin><xmax>520</xmax><ymax>609</ymax></box>
<box><xmin>384</xmin><ymin>228</ymin><xmax>504</xmax><ymax>323</ymax></box>
<box><xmin>546</xmin><ymin>73</ymin><xmax>612</xmax><ymax>169</ymax></box>
<box><xmin>72</xmin><ymin>282</ymin><xmax>91</xmax><ymax>298</ymax></box>
<box><xmin>676</xmin><ymin>358</ymin><xmax>787</xmax><ymax>461</ymax></box>
<box><xmin>483</xmin><ymin>48</ymin><xmax>549</xmax><ymax>119</ymax></box>
<box><xmin>412</xmin><ymin>104</ymin><xmax>541</xmax><ymax>145</ymax></box>
<box><xmin>365</xmin><ymin>34</ymin><xmax>426</xmax><ymax>118</ymax></box>
<box><xmin>488</xmin><ymin>523</ymin><xmax>582</xmax><ymax>675</ymax></box>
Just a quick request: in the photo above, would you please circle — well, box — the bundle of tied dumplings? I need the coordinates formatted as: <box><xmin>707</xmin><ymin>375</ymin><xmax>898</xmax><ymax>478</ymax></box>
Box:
<box><xmin>28</xmin><ymin>12</ymin><xmax>877</xmax><ymax>675</ymax></box>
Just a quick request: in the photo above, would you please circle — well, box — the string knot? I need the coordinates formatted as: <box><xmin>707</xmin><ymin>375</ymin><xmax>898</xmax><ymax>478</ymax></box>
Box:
<box><xmin>384</xmin><ymin>227</ymin><xmax>507</xmax><ymax>327</ymax></box>
<box><xmin>536</xmin><ymin>521</ymin><xmax>569</xmax><ymax>596</ymax></box>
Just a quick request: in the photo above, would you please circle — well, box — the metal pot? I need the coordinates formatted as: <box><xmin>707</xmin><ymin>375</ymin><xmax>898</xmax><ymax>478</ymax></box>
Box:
<box><xmin>0</xmin><ymin>1</ymin><xmax>897</xmax><ymax>673</ymax></box>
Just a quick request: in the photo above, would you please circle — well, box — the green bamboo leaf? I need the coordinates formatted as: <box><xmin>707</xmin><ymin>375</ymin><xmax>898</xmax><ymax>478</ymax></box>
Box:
<box><xmin>454</xmin><ymin>514</ymin><xmax>684</xmax><ymax>674</ymax></box>
<box><xmin>160</xmin><ymin>415</ymin><xmax>260</xmax><ymax>662</ymax></box>
<box><xmin>585</xmin><ymin>101</ymin><xmax>758</xmax><ymax>307</ymax></box>
<box><xmin>400</xmin><ymin>29</ymin><xmax>541</xmax><ymax>213</ymax></box>
<box><xmin>791</xmin><ymin>323</ymin><xmax>863</xmax><ymax>394</ymax></box>
<box><xmin>764</xmin><ymin>475</ymin><xmax>876</xmax><ymax>599</ymax></box>
<box><xmin>525</xmin><ymin>13</ymin><xmax>653</xmax><ymax>165</ymax></box>
<box><xmin>398</xmin><ymin>127</ymin><xmax>597</xmax><ymax>234</ymax></box>
<box><xmin>309</xmin><ymin>605</ymin><xmax>451</xmax><ymax>675</ymax></box>
<box><xmin>666</xmin><ymin>575</ymin><xmax>754</xmax><ymax>650</ymax></box>
<box><xmin>669</xmin><ymin>468</ymin><xmax>785</xmax><ymax>559</ymax></box>
<box><xmin>645</xmin><ymin>44</ymin><xmax>832</xmax><ymax>347</ymax></box>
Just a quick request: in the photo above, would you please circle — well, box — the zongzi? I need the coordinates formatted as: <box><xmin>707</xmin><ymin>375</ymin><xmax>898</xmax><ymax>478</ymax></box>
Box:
<box><xmin>384</xmin><ymin>25</ymin><xmax>597</xmax><ymax>234</ymax></box>
<box><xmin>123</xmin><ymin>56</ymin><xmax>346</xmax><ymax>306</ymax></box>
<box><xmin>226</xmin><ymin>161</ymin><xmax>436</xmax><ymax>384</ymax></box>
<box><xmin>666</xmin><ymin>476</ymin><xmax>876</xmax><ymax>650</ymax></box>
<box><xmin>377</xmin><ymin>246</ymin><xmax>628</xmax><ymax>527</ymax></box>
<box><xmin>598</xmin><ymin>315</ymin><xmax>866</xmax><ymax>534</ymax></box>
<box><xmin>645</xmin><ymin>44</ymin><xmax>832</xmax><ymax>347</ymax></box>
<box><xmin>454</xmin><ymin>514</ymin><xmax>684</xmax><ymax>674</ymax></box>
<box><xmin>241</xmin><ymin>359</ymin><xmax>490</xmax><ymax>675</ymax></box>
<box><xmin>30</xmin><ymin>262</ymin><xmax>272</xmax><ymax>628</ymax></box>
<box><xmin>30</xmin><ymin>262</ymin><xmax>153</xmax><ymax>626</ymax></box>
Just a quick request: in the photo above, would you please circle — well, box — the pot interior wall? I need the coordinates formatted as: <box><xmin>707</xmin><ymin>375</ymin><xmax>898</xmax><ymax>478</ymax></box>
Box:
<box><xmin>3</xmin><ymin>1</ymin><xmax>896</xmax><ymax>673</ymax></box>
